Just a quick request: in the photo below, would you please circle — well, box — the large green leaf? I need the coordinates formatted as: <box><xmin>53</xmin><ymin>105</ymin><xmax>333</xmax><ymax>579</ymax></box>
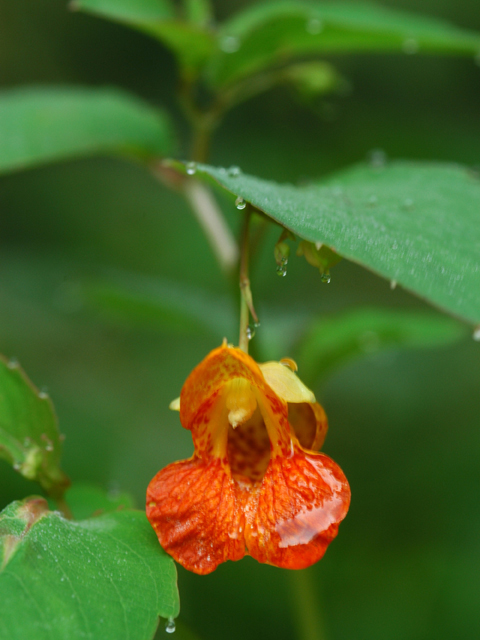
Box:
<box><xmin>0</xmin><ymin>356</ymin><xmax>69</xmax><ymax>499</ymax></box>
<box><xmin>0</xmin><ymin>498</ymin><xmax>179</xmax><ymax>639</ymax></box>
<box><xmin>296</xmin><ymin>307</ymin><xmax>466</xmax><ymax>384</ymax></box>
<box><xmin>73</xmin><ymin>0</ymin><xmax>215</xmax><ymax>74</ymax></box>
<box><xmin>180</xmin><ymin>161</ymin><xmax>480</xmax><ymax>325</ymax></box>
<box><xmin>208</xmin><ymin>1</ymin><xmax>480</xmax><ymax>87</ymax></box>
<box><xmin>49</xmin><ymin>484</ymin><xmax>135</xmax><ymax>521</ymax></box>
<box><xmin>0</xmin><ymin>87</ymin><xmax>173</xmax><ymax>175</ymax></box>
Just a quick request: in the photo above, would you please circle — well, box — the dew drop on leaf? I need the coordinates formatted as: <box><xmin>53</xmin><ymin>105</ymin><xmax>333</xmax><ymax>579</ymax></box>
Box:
<box><xmin>235</xmin><ymin>196</ymin><xmax>246</xmax><ymax>210</ymax></box>
<box><xmin>186</xmin><ymin>162</ymin><xmax>197</xmax><ymax>176</ymax></box>
<box><xmin>165</xmin><ymin>618</ymin><xmax>176</xmax><ymax>634</ymax></box>
<box><xmin>321</xmin><ymin>273</ymin><xmax>331</xmax><ymax>284</ymax></box>
<box><xmin>306</xmin><ymin>18</ymin><xmax>323</xmax><ymax>34</ymax></box>
<box><xmin>220</xmin><ymin>35</ymin><xmax>240</xmax><ymax>53</ymax></box>
<box><xmin>228</xmin><ymin>166</ymin><xmax>242</xmax><ymax>177</ymax></box>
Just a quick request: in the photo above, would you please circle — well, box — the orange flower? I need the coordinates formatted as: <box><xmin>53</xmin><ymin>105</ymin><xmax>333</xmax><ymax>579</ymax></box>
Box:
<box><xmin>146</xmin><ymin>343</ymin><xmax>350</xmax><ymax>575</ymax></box>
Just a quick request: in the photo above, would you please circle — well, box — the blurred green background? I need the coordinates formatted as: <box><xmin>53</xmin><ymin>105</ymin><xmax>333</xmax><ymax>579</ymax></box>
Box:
<box><xmin>1</xmin><ymin>1</ymin><xmax>480</xmax><ymax>639</ymax></box>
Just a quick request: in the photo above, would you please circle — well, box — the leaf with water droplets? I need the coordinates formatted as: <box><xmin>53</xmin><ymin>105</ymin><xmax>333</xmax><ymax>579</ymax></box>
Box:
<box><xmin>0</xmin><ymin>498</ymin><xmax>179</xmax><ymax>640</ymax></box>
<box><xmin>179</xmin><ymin>160</ymin><xmax>480</xmax><ymax>325</ymax></box>
<box><xmin>0</xmin><ymin>87</ymin><xmax>174</xmax><ymax>176</ymax></box>
<box><xmin>207</xmin><ymin>1</ymin><xmax>480</xmax><ymax>88</ymax></box>
<box><xmin>0</xmin><ymin>356</ymin><xmax>69</xmax><ymax>499</ymax></box>
<box><xmin>297</xmin><ymin>308</ymin><xmax>466</xmax><ymax>384</ymax></box>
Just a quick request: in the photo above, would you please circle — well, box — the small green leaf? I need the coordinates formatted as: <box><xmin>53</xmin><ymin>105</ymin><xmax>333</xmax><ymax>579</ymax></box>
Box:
<box><xmin>185</xmin><ymin>161</ymin><xmax>480</xmax><ymax>325</ymax></box>
<box><xmin>297</xmin><ymin>308</ymin><xmax>466</xmax><ymax>384</ymax></box>
<box><xmin>209</xmin><ymin>1</ymin><xmax>480</xmax><ymax>87</ymax></box>
<box><xmin>0</xmin><ymin>498</ymin><xmax>179</xmax><ymax>638</ymax></box>
<box><xmin>80</xmin><ymin>271</ymin><xmax>236</xmax><ymax>339</ymax></box>
<box><xmin>0</xmin><ymin>356</ymin><xmax>69</xmax><ymax>499</ymax></box>
<box><xmin>0</xmin><ymin>87</ymin><xmax>174</xmax><ymax>175</ymax></box>
<box><xmin>51</xmin><ymin>484</ymin><xmax>135</xmax><ymax>521</ymax></box>
<box><xmin>74</xmin><ymin>0</ymin><xmax>215</xmax><ymax>74</ymax></box>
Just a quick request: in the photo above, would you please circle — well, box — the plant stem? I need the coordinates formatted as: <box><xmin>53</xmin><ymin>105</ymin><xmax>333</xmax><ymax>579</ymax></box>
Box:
<box><xmin>289</xmin><ymin>568</ymin><xmax>328</xmax><ymax>640</ymax></box>
<box><xmin>238</xmin><ymin>208</ymin><xmax>259</xmax><ymax>352</ymax></box>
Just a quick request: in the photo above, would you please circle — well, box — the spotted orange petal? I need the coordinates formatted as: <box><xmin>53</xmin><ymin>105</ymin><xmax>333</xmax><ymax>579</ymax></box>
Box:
<box><xmin>244</xmin><ymin>449</ymin><xmax>350</xmax><ymax>569</ymax></box>
<box><xmin>146</xmin><ymin>456</ymin><xmax>246</xmax><ymax>575</ymax></box>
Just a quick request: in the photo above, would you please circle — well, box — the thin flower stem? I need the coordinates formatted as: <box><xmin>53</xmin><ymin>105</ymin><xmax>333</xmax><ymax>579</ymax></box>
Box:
<box><xmin>289</xmin><ymin>568</ymin><xmax>328</xmax><ymax>640</ymax></box>
<box><xmin>238</xmin><ymin>208</ymin><xmax>259</xmax><ymax>352</ymax></box>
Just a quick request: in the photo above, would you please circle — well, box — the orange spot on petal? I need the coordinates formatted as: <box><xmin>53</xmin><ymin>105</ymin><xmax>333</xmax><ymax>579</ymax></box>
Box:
<box><xmin>244</xmin><ymin>450</ymin><xmax>350</xmax><ymax>569</ymax></box>
<box><xmin>146</xmin><ymin>457</ymin><xmax>246</xmax><ymax>575</ymax></box>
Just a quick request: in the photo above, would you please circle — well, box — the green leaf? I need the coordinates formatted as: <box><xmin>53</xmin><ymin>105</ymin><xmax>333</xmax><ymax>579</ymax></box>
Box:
<box><xmin>74</xmin><ymin>0</ymin><xmax>215</xmax><ymax>74</ymax></box>
<box><xmin>209</xmin><ymin>1</ymin><xmax>480</xmax><ymax>87</ymax></box>
<box><xmin>80</xmin><ymin>271</ymin><xmax>236</xmax><ymax>339</ymax></box>
<box><xmin>50</xmin><ymin>484</ymin><xmax>135</xmax><ymax>521</ymax></box>
<box><xmin>0</xmin><ymin>87</ymin><xmax>174</xmax><ymax>175</ymax></box>
<box><xmin>0</xmin><ymin>498</ymin><xmax>179</xmax><ymax>639</ymax></box>
<box><xmin>185</xmin><ymin>161</ymin><xmax>480</xmax><ymax>325</ymax></box>
<box><xmin>184</xmin><ymin>0</ymin><xmax>213</xmax><ymax>26</ymax></box>
<box><xmin>296</xmin><ymin>308</ymin><xmax>466</xmax><ymax>384</ymax></box>
<box><xmin>0</xmin><ymin>356</ymin><xmax>69</xmax><ymax>499</ymax></box>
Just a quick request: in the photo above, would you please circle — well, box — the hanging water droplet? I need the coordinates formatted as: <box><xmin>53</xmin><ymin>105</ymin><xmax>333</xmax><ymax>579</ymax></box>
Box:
<box><xmin>321</xmin><ymin>273</ymin><xmax>331</xmax><ymax>284</ymax></box>
<box><xmin>276</xmin><ymin>256</ymin><xmax>288</xmax><ymax>277</ymax></box>
<box><xmin>368</xmin><ymin>149</ymin><xmax>387</xmax><ymax>168</ymax></box>
<box><xmin>235</xmin><ymin>196</ymin><xmax>246</xmax><ymax>210</ymax></box>
<box><xmin>165</xmin><ymin>618</ymin><xmax>176</xmax><ymax>634</ymax></box>
<box><xmin>7</xmin><ymin>357</ymin><xmax>19</xmax><ymax>370</ymax></box>
<box><xmin>186</xmin><ymin>161</ymin><xmax>197</xmax><ymax>176</ymax></box>
<box><xmin>228</xmin><ymin>166</ymin><xmax>242</xmax><ymax>177</ymax></box>
<box><xmin>473</xmin><ymin>325</ymin><xmax>480</xmax><ymax>341</ymax></box>
<box><xmin>306</xmin><ymin>17</ymin><xmax>323</xmax><ymax>34</ymax></box>
<box><xmin>402</xmin><ymin>38</ymin><xmax>419</xmax><ymax>54</ymax></box>
<box><xmin>390</xmin><ymin>279</ymin><xmax>397</xmax><ymax>290</ymax></box>
<box><xmin>220</xmin><ymin>35</ymin><xmax>241</xmax><ymax>53</ymax></box>
<box><xmin>246</xmin><ymin>324</ymin><xmax>256</xmax><ymax>340</ymax></box>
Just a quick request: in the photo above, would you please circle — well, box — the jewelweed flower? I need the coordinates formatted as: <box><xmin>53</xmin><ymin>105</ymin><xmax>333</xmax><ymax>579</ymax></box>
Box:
<box><xmin>146</xmin><ymin>343</ymin><xmax>350</xmax><ymax>575</ymax></box>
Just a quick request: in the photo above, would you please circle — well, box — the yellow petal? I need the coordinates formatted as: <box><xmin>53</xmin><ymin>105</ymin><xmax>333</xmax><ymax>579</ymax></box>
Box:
<box><xmin>259</xmin><ymin>362</ymin><xmax>316</xmax><ymax>404</ymax></box>
<box><xmin>169</xmin><ymin>397</ymin><xmax>181</xmax><ymax>411</ymax></box>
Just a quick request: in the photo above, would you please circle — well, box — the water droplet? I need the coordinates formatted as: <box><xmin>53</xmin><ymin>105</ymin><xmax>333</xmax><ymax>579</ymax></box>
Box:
<box><xmin>45</xmin><ymin>442</ymin><xmax>54</xmax><ymax>452</ymax></box>
<box><xmin>321</xmin><ymin>273</ymin><xmax>331</xmax><ymax>284</ymax></box>
<box><xmin>13</xmin><ymin>462</ymin><xmax>21</xmax><ymax>471</ymax></box>
<box><xmin>402</xmin><ymin>38</ymin><xmax>419</xmax><ymax>54</ymax></box>
<box><xmin>235</xmin><ymin>196</ymin><xmax>246</xmax><ymax>210</ymax></box>
<box><xmin>276</xmin><ymin>263</ymin><xmax>287</xmax><ymax>277</ymax></box>
<box><xmin>368</xmin><ymin>149</ymin><xmax>387</xmax><ymax>168</ymax></box>
<box><xmin>228</xmin><ymin>166</ymin><xmax>242</xmax><ymax>177</ymax></box>
<box><xmin>246</xmin><ymin>324</ymin><xmax>256</xmax><ymax>340</ymax></box>
<box><xmin>306</xmin><ymin>17</ymin><xmax>323</xmax><ymax>34</ymax></box>
<box><xmin>390</xmin><ymin>279</ymin><xmax>398</xmax><ymax>290</ymax></box>
<box><xmin>165</xmin><ymin>618</ymin><xmax>176</xmax><ymax>634</ymax></box>
<box><xmin>38</xmin><ymin>388</ymin><xmax>49</xmax><ymax>400</ymax></box>
<box><xmin>186</xmin><ymin>161</ymin><xmax>197</xmax><ymax>176</ymax></box>
<box><xmin>475</xmin><ymin>52</ymin><xmax>480</xmax><ymax>67</ymax></box>
<box><xmin>7</xmin><ymin>357</ymin><xmax>19</xmax><ymax>370</ymax></box>
<box><xmin>220</xmin><ymin>35</ymin><xmax>240</xmax><ymax>53</ymax></box>
<box><xmin>473</xmin><ymin>326</ymin><xmax>480</xmax><ymax>341</ymax></box>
